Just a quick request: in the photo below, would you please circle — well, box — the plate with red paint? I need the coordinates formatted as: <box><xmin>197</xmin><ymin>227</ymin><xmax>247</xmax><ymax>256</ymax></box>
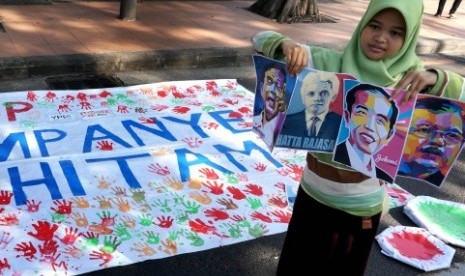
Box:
<box><xmin>376</xmin><ymin>226</ymin><xmax>455</xmax><ymax>271</ymax></box>
<box><xmin>404</xmin><ymin>196</ymin><xmax>465</xmax><ymax>248</ymax></box>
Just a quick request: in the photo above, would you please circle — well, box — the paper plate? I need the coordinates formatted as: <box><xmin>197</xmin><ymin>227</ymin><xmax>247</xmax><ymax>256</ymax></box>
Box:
<box><xmin>404</xmin><ymin>196</ymin><xmax>465</xmax><ymax>248</ymax></box>
<box><xmin>376</xmin><ymin>226</ymin><xmax>455</xmax><ymax>271</ymax></box>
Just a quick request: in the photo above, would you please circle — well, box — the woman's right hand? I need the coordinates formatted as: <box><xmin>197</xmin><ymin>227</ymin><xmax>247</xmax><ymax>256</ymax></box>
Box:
<box><xmin>281</xmin><ymin>40</ymin><xmax>308</xmax><ymax>76</ymax></box>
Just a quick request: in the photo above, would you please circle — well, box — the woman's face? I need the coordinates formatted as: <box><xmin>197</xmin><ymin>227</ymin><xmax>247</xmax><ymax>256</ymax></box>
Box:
<box><xmin>360</xmin><ymin>8</ymin><xmax>406</xmax><ymax>60</ymax></box>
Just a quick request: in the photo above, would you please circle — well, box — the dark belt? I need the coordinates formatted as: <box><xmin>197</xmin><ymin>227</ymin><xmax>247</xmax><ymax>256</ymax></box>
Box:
<box><xmin>306</xmin><ymin>153</ymin><xmax>371</xmax><ymax>183</ymax></box>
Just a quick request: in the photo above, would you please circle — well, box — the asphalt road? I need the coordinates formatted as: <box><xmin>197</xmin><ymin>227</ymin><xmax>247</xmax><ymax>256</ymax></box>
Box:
<box><xmin>0</xmin><ymin>53</ymin><xmax>465</xmax><ymax>276</ymax></box>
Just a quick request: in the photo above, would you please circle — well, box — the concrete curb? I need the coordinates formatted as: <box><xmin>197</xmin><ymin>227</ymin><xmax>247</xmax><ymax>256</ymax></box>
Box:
<box><xmin>2</xmin><ymin>37</ymin><xmax>465</xmax><ymax>81</ymax></box>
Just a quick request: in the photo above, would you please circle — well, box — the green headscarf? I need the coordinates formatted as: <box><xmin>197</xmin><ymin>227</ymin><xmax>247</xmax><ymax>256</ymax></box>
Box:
<box><xmin>311</xmin><ymin>0</ymin><xmax>424</xmax><ymax>87</ymax></box>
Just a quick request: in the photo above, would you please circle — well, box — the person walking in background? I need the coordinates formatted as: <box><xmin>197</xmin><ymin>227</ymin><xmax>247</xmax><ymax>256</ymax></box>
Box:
<box><xmin>435</xmin><ymin>0</ymin><xmax>462</xmax><ymax>18</ymax></box>
<box><xmin>251</xmin><ymin>0</ymin><xmax>465</xmax><ymax>274</ymax></box>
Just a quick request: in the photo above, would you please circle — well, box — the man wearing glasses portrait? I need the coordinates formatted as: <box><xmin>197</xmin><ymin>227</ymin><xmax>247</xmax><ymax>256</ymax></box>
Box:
<box><xmin>398</xmin><ymin>96</ymin><xmax>465</xmax><ymax>187</ymax></box>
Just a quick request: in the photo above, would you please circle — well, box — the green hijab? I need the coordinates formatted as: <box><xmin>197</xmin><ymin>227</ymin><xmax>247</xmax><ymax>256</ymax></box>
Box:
<box><xmin>311</xmin><ymin>0</ymin><xmax>424</xmax><ymax>87</ymax></box>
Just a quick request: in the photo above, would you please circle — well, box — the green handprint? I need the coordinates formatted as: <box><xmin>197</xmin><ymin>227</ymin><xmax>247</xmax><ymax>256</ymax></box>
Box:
<box><xmin>201</xmin><ymin>105</ymin><xmax>215</xmax><ymax>112</ymax></box>
<box><xmin>247</xmin><ymin>197</ymin><xmax>263</xmax><ymax>210</ymax></box>
<box><xmin>107</xmin><ymin>98</ymin><xmax>118</xmax><ymax>106</ymax></box>
<box><xmin>131</xmin><ymin>189</ymin><xmax>146</xmax><ymax>203</ymax></box>
<box><xmin>51</xmin><ymin>212</ymin><xmax>65</xmax><ymax>223</ymax></box>
<box><xmin>168</xmin><ymin>230</ymin><xmax>182</xmax><ymax>241</ymax></box>
<box><xmin>224</xmin><ymin>173</ymin><xmax>239</xmax><ymax>184</ymax></box>
<box><xmin>123</xmin><ymin>98</ymin><xmax>136</xmax><ymax>106</ymax></box>
<box><xmin>248</xmin><ymin>223</ymin><xmax>268</xmax><ymax>238</ymax></box>
<box><xmin>83</xmin><ymin>233</ymin><xmax>99</xmax><ymax>248</ymax></box>
<box><xmin>101</xmin><ymin>236</ymin><xmax>121</xmax><ymax>254</ymax></box>
<box><xmin>176</xmin><ymin>212</ymin><xmax>189</xmax><ymax>224</ymax></box>
<box><xmin>185</xmin><ymin>232</ymin><xmax>204</xmax><ymax>246</ymax></box>
<box><xmin>138</xmin><ymin>213</ymin><xmax>153</xmax><ymax>227</ymax></box>
<box><xmin>115</xmin><ymin>93</ymin><xmax>127</xmax><ymax>100</ymax></box>
<box><xmin>182</xmin><ymin>199</ymin><xmax>200</xmax><ymax>214</ymax></box>
<box><xmin>150</xmin><ymin>198</ymin><xmax>172</xmax><ymax>212</ymax></box>
<box><xmin>114</xmin><ymin>223</ymin><xmax>132</xmax><ymax>241</ymax></box>
<box><xmin>143</xmin><ymin>231</ymin><xmax>160</xmax><ymax>245</ymax></box>
<box><xmin>223</xmin><ymin>223</ymin><xmax>241</xmax><ymax>239</ymax></box>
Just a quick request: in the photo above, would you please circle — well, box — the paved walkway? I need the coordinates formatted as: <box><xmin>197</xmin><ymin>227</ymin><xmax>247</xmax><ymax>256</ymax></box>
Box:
<box><xmin>0</xmin><ymin>0</ymin><xmax>464</xmax><ymax>79</ymax></box>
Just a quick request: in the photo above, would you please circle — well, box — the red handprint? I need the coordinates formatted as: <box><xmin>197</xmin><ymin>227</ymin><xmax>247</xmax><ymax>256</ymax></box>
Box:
<box><xmin>97</xmin><ymin>211</ymin><xmax>117</xmax><ymax>227</ymax></box>
<box><xmin>188</xmin><ymin>218</ymin><xmax>216</xmax><ymax>234</ymax></box>
<box><xmin>182</xmin><ymin>137</ymin><xmax>203</xmax><ymax>148</ymax></box>
<box><xmin>253</xmin><ymin>163</ymin><xmax>267</xmax><ymax>171</ymax></box>
<box><xmin>268</xmin><ymin>196</ymin><xmax>288</xmax><ymax>209</ymax></box>
<box><xmin>237</xmin><ymin>106</ymin><xmax>251</xmax><ymax>114</ymax></box>
<box><xmin>204</xmin><ymin>208</ymin><xmax>229</xmax><ymax>221</ymax></box>
<box><xmin>62</xmin><ymin>94</ymin><xmax>74</xmax><ymax>103</ymax></box>
<box><xmin>26</xmin><ymin>199</ymin><xmax>42</xmax><ymax>212</ymax></box>
<box><xmin>202</xmin><ymin>122</ymin><xmax>219</xmax><ymax>130</ymax></box>
<box><xmin>28</xmin><ymin>221</ymin><xmax>59</xmax><ymax>241</ymax></box>
<box><xmin>228</xmin><ymin>111</ymin><xmax>243</xmax><ymax>119</ymax></box>
<box><xmin>80</xmin><ymin>101</ymin><xmax>92</xmax><ymax>110</ymax></box>
<box><xmin>90</xmin><ymin>250</ymin><xmax>113</xmax><ymax>267</ymax></box>
<box><xmin>203</xmin><ymin>181</ymin><xmax>224</xmax><ymax>195</ymax></box>
<box><xmin>154</xmin><ymin>215</ymin><xmax>173</xmax><ymax>229</ymax></box>
<box><xmin>244</xmin><ymin>184</ymin><xmax>264</xmax><ymax>196</ymax></box>
<box><xmin>172</xmin><ymin>106</ymin><xmax>190</xmax><ymax>114</ymax></box>
<box><xmin>76</xmin><ymin>92</ymin><xmax>88</xmax><ymax>102</ymax></box>
<box><xmin>99</xmin><ymin>90</ymin><xmax>112</xmax><ymax>98</ymax></box>
<box><xmin>284</xmin><ymin>163</ymin><xmax>304</xmax><ymax>181</ymax></box>
<box><xmin>57</xmin><ymin>104</ymin><xmax>72</xmax><ymax>112</ymax></box>
<box><xmin>117</xmin><ymin>105</ymin><xmax>129</xmax><ymax>113</ymax></box>
<box><xmin>40</xmin><ymin>251</ymin><xmax>67</xmax><ymax>272</ymax></box>
<box><xmin>223</xmin><ymin>98</ymin><xmax>238</xmax><ymax>106</ymax></box>
<box><xmin>198</xmin><ymin>168</ymin><xmax>219</xmax><ymax>180</ymax></box>
<box><xmin>0</xmin><ymin>258</ymin><xmax>10</xmax><ymax>273</ymax></box>
<box><xmin>38</xmin><ymin>239</ymin><xmax>59</xmax><ymax>255</ymax></box>
<box><xmin>0</xmin><ymin>190</ymin><xmax>13</xmax><ymax>205</ymax></box>
<box><xmin>44</xmin><ymin>91</ymin><xmax>57</xmax><ymax>102</ymax></box>
<box><xmin>148</xmin><ymin>163</ymin><xmax>170</xmax><ymax>176</ymax></box>
<box><xmin>27</xmin><ymin>91</ymin><xmax>38</xmax><ymax>101</ymax></box>
<box><xmin>57</xmin><ymin>227</ymin><xmax>81</xmax><ymax>245</ymax></box>
<box><xmin>250</xmin><ymin>211</ymin><xmax>273</xmax><ymax>223</ymax></box>
<box><xmin>51</xmin><ymin>199</ymin><xmax>72</xmax><ymax>215</ymax></box>
<box><xmin>151</xmin><ymin>104</ymin><xmax>169</xmax><ymax>111</ymax></box>
<box><xmin>14</xmin><ymin>241</ymin><xmax>37</xmax><ymax>260</ymax></box>
<box><xmin>271</xmin><ymin>210</ymin><xmax>291</xmax><ymax>223</ymax></box>
<box><xmin>227</xmin><ymin>186</ymin><xmax>246</xmax><ymax>200</ymax></box>
<box><xmin>0</xmin><ymin>213</ymin><xmax>19</xmax><ymax>226</ymax></box>
<box><xmin>96</xmin><ymin>140</ymin><xmax>114</xmax><ymax>151</ymax></box>
<box><xmin>138</xmin><ymin>117</ymin><xmax>156</xmax><ymax>124</ymax></box>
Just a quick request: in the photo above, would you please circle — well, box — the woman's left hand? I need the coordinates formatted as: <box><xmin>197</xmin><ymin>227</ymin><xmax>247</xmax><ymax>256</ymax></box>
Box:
<box><xmin>390</xmin><ymin>70</ymin><xmax>438</xmax><ymax>104</ymax></box>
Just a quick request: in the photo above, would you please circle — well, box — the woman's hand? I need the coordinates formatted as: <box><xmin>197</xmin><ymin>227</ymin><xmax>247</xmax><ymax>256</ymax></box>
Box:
<box><xmin>281</xmin><ymin>40</ymin><xmax>308</xmax><ymax>76</ymax></box>
<box><xmin>390</xmin><ymin>70</ymin><xmax>438</xmax><ymax>104</ymax></box>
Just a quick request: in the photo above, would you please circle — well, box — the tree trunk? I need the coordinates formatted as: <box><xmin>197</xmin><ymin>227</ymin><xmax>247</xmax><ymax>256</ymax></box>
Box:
<box><xmin>248</xmin><ymin>0</ymin><xmax>320</xmax><ymax>24</ymax></box>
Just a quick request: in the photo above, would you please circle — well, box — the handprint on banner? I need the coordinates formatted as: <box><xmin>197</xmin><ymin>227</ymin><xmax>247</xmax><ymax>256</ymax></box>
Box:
<box><xmin>0</xmin><ymin>190</ymin><xmax>13</xmax><ymax>205</ymax></box>
<box><xmin>204</xmin><ymin>208</ymin><xmax>229</xmax><ymax>221</ymax></box>
<box><xmin>97</xmin><ymin>211</ymin><xmax>117</xmax><ymax>227</ymax></box>
<box><xmin>57</xmin><ymin>104</ymin><xmax>72</xmax><ymax>113</ymax></box>
<box><xmin>51</xmin><ymin>199</ymin><xmax>72</xmax><ymax>215</ymax></box>
<box><xmin>163</xmin><ymin>177</ymin><xmax>183</xmax><ymax>190</ymax></box>
<box><xmin>0</xmin><ymin>258</ymin><xmax>10</xmax><ymax>273</ymax></box>
<box><xmin>184</xmin><ymin>231</ymin><xmax>204</xmax><ymax>246</ymax></box>
<box><xmin>271</xmin><ymin>210</ymin><xmax>292</xmax><ymax>223</ymax></box>
<box><xmin>57</xmin><ymin>227</ymin><xmax>81</xmax><ymax>245</ymax></box>
<box><xmin>199</xmin><ymin>168</ymin><xmax>219</xmax><ymax>180</ymax></box>
<box><xmin>63</xmin><ymin>245</ymin><xmax>84</xmax><ymax>258</ymax></box>
<box><xmin>227</xmin><ymin>186</ymin><xmax>246</xmax><ymax>200</ymax></box>
<box><xmin>253</xmin><ymin>163</ymin><xmax>267</xmax><ymax>171</ymax></box>
<box><xmin>89</xmin><ymin>250</ymin><xmax>113</xmax><ymax>267</ymax></box>
<box><xmin>250</xmin><ymin>211</ymin><xmax>272</xmax><ymax>223</ymax></box>
<box><xmin>130</xmin><ymin>242</ymin><xmax>156</xmax><ymax>257</ymax></box>
<box><xmin>154</xmin><ymin>215</ymin><xmax>174</xmax><ymax>229</ymax></box>
<box><xmin>96</xmin><ymin>140</ymin><xmax>114</xmax><ymax>151</ymax></box>
<box><xmin>268</xmin><ymin>196</ymin><xmax>288</xmax><ymax>209</ymax></box>
<box><xmin>113</xmin><ymin>224</ymin><xmax>131</xmax><ymax>241</ymax></box>
<box><xmin>82</xmin><ymin>232</ymin><xmax>100</xmax><ymax>248</ymax></box>
<box><xmin>188</xmin><ymin>192</ymin><xmax>211</xmax><ymax>206</ymax></box>
<box><xmin>39</xmin><ymin>251</ymin><xmax>68</xmax><ymax>272</ymax></box>
<box><xmin>27</xmin><ymin>91</ymin><xmax>38</xmax><ymax>101</ymax></box>
<box><xmin>14</xmin><ymin>241</ymin><xmax>37</xmax><ymax>260</ymax></box>
<box><xmin>101</xmin><ymin>236</ymin><xmax>121</xmax><ymax>254</ymax></box>
<box><xmin>120</xmin><ymin>216</ymin><xmax>137</xmax><ymax>229</ymax></box>
<box><xmin>93</xmin><ymin>196</ymin><xmax>113</xmax><ymax>209</ymax></box>
<box><xmin>0</xmin><ymin>213</ymin><xmax>19</xmax><ymax>226</ymax></box>
<box><xmin>70</xmin><ymin>212</ymin><xmax>89</xmax><ymax>227</ymax></box>
<box><xmin>44</xmin><ymin>91</ymin><xmax>57</xmax><ymax>102</ymax></box>
<box><xmin>161</xmin><ymin>238</ymin><xmax>178</xmax><ymax>255</ymax></box>
<box><xmin>0</xmin><ymin>231</ymin><xmax>13</xmax><ymax>249</ymax></box>
<box><xmin>203</xmin><ymin>181</ymin><xmax>224</xmax><ymax>195</ymax></box>
<box><xmin>142</xmin><ymin>231</ymin><xmax>160</xmax><ymax>245</ymax></box>
<box><xmin>148</xmin><ymin>163</ymin><xmax>170</xmax><ymax>176</ymax></box>
<box><xmin>28</xmin><ymin>221</ymin><xmax>59</xmax><ymax>241</ymax></box>
<box><xmin>25</xmin><ymin>199</ymin><xmax>42</xmax><ymax>213</ymax></box>
<box><xmin>244</xmin><ymin>183</ymin><xmax>264</xmax><ymax>196</ymax></box>
<box><xmin>216</xmin><ymin>198</ymin><xmax>238</xmax><ymax>210</ymax></box>
<box><xmin>112</xmin><ymin>197</ymin><xmax>131</xmax><ymax>212</ymax></box>
<box><xmin>182</xmin><ymin>137</ymin><xmax>203</xmax><ymax>148</ymax></box>
<box><xmin>38</xmin><ymin>239</ymin><xmax>59</xmax><ymax>255</ymax></box>
<box><xmin>70</xmin><ymin>197</ymin><xmax>90</xmax><ymax>209</ymax></box>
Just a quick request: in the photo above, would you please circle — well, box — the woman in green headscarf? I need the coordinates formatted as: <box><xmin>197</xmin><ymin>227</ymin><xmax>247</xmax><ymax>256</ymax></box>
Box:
<box><xmin>251</xmin><ymin>0</ymin><xmax>464</xmax><ymax>275</ymax></box>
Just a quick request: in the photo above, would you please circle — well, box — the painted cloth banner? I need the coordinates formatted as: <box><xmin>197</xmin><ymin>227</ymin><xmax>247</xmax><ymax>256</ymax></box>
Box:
<box><xmin>0</xmin><ymin>79</ymin><xmax>306</xmax><ymax>275</ymax></box>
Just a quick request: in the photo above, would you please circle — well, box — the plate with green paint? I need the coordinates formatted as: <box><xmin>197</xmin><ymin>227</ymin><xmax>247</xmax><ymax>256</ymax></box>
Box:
<box><xmin>404</xmin><ymin>196</ymin><xmax>465</xmax><ymax>248</ymax></box>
